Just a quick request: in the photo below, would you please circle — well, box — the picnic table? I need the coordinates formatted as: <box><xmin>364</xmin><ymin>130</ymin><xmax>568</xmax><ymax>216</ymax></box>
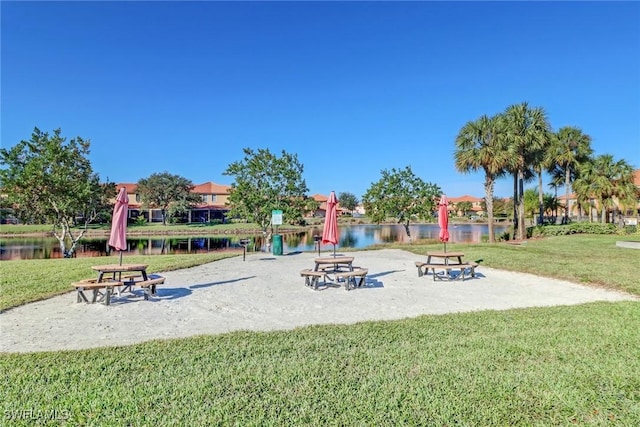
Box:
<box><xmin>313</xmin><ymin>256</ymin><xmax>354</xmax><ymax>272</ymax></box>
<box><xmin>72</xmin><ymin>264</ymin><xmax>165</xmax><ymax>305</ymax></box>
<box><xmin>415</xmin><ymin>252</ymin><xmax>478</xmax><ymax>281</ymax></box>
<box><xmin>301</xmin><ymin>256</ymin><xmax>367</xmax><ymax>291</ymax></box>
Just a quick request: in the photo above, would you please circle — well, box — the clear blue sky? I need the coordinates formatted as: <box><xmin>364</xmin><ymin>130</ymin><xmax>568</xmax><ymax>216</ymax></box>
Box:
<box><xmin>2</xmin><ymin>1</ymin><xmax>639</xmax><ymax>199</ymax></box>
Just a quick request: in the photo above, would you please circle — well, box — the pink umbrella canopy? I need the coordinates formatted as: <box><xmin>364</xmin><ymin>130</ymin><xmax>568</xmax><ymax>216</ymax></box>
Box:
<box><xmin>321</xmin><ymin>191</ymin><xmax>339</xmax><ymax>257</ymax></box>
<box><xmin>438</xmin><ymin>194</ymin><xmax>450</xmax><ymax>252</ymax></box>
<box><xmin>108</xmin><ymin>187</ymin><xmax>129</xmax><ymax>264</ymax></box>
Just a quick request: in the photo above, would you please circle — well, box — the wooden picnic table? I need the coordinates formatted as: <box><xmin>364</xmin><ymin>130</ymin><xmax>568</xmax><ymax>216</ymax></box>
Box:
<box><xmin>71</xmin><ymin>264</ymin><xmax>164</xmax><ymax>304</ymax></box>
<box><xmin>91</xmin><ymin>263</ymin><xmax>150</xmax><ymax>282</ymax></box>
<box><xmin>313</xmin><ymin>256</ymin><xmax>354</xmax><ymax>272</ymax></box>
<box><xmin>426</xmin><ymin>251</ymin><xmax>465</xmax><ymax>265</ymax></box>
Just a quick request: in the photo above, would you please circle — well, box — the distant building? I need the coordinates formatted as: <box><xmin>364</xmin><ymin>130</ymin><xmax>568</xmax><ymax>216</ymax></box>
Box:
<box><xmin>447</xmin><ymin>195</ymin><xmax>484</xmax><ymax>217</ymax></box>
<box><xmin>556</xmin><ymin>169</ymin><xmax>640</xmax><ymax>223</ymax></box>
<box><xmin>116</xmin><ymin>182</ymin><xmax>231</xmax><ymax>223</ymax></box>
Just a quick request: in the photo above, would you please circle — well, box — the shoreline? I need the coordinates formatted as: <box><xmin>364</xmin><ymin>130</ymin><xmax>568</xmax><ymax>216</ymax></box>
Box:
<box><xmin>1</xmin><ymin>248</ymin><xmax>637</xmax><ymax>353</ymax></box>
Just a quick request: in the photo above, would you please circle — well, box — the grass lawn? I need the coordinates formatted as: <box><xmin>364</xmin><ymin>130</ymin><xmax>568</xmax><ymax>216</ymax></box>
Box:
<box><xmin>1</xmin><ymin>234</ymin><xmax>639</xmax><ymax>425</ymax></box>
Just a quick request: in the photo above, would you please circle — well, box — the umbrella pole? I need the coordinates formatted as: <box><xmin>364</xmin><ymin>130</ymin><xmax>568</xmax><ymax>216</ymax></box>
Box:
<box><xmin>119</xmin><ymin>251</ymin><xmax>123</xmax><ymax>265</ymax></box>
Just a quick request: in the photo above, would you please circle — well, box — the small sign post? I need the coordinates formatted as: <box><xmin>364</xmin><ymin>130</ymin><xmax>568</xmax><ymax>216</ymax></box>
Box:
<box><xmin>271</xmin><ymin>209</ymin><xmax>283</xmax><ymax>227</ymax></box>
<box><xmin>271</xmin><ymin>210</ymin><xmax>284</xmax><ymax>255</ymax></box>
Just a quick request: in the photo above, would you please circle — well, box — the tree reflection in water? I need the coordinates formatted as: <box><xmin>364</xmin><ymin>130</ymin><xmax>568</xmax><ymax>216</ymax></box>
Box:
<box><xmin>1</xmin><ymin>224</ymin><xmax>508</xmax><ymax>260</ymax></box>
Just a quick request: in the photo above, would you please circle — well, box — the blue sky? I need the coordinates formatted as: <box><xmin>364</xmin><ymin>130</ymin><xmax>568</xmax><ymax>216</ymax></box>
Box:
<box><xmin>2</xmin><ymin>1</ymin><xmax>639</xmax><ymax>200</ymax></box>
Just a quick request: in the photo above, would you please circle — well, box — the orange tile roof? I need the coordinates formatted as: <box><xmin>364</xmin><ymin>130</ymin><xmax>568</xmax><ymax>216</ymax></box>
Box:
<box><xmin>192</xmin><ymin>182</ymin><xmax>231</xmax><ymax>194</ymax></box>
<box><xmin>115</xmin><ymin>182</ymin><xmax>230</xmax><ymax>194</ymax></box>
<box><xmin>115</xmin><ymin>183</ymin><xmax>138</xmax><ymax>193</ymax></box>
<box><xmin>448</xmin><ymin>194</ymin><xmax>483</xmax><ymax>203</ymax></box>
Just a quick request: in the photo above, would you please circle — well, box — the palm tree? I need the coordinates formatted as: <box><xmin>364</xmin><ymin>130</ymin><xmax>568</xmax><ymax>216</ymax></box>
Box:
<box><xmin>573</xmin><ymin>154</ymin><xmax>635</xmax><ymax>223</ymax></box>
<box><xmin>454</xmin><ymin>114</ymin><xmax>509</xmax><ymax>243</ymax></box>
<box><xmin>502</xmin><ymin>102</ymin><xmax>551</xmax><ymax>240</ymax></box>
<box><xmin>533</xmin><ymin>129</ymin><xmax>556</xmax><ymax>225</ymax></box>
<box><xmin>547</xmin><ymin>126</ymin><xmax>593</xmax><ymax>224</ymax></box>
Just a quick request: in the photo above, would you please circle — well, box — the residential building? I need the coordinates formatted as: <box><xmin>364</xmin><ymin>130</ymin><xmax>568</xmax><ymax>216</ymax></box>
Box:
<box><xmin>556</xmin><ymin>168</ymin><xmax>640</xmax><ymax>223</ymax></box>
<box><xmin>448</xmin><ymin>195</ymin><xmax>484</xmax><ymax>217</ymax></box>
<box><xmin>117</xmin><ymin>182</ymin><xmax>231</xmax><ymax>223</ymax></box>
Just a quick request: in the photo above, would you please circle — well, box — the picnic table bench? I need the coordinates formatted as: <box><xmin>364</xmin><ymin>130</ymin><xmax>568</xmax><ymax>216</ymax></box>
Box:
<box><xmin>121</xmin><ymin>274</ymin><xmax>166</xmax><ymax>300</ymax></box>
<box><xmin>415</xmin><ymin>261</ymin><xmax>479</xmax><ymax>281</ymax></box>
<box><xmin>72</xmin><ymin>278</ymin><xmax>123</xmax><ymax>305</ymax></box>
<box><xmin>300</xmin><ymin>269</ymin><xmax>327</xmax><ymax>290</ymax></box>
<box><xmin>334</xmin><ymin>268</ymin><xmax>368</xmax><ymax>290</ymax></box>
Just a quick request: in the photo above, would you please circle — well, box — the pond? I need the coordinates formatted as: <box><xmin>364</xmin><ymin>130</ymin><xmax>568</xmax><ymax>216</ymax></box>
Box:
<box><xmin>0</xmin><ymin>223</ymin><xmax>509</xmax><ymax>260</ymax></box>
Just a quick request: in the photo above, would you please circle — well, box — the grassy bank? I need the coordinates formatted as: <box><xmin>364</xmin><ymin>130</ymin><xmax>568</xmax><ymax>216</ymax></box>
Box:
<box><xmin>1</xmin><ymin>234</ymin><xmax>639</xmax><ymax>425</ymax></box>
<box><xmin>1</xmin><ymin>303</ymin><xmax>638</xmax><ymax>425</ymax></box>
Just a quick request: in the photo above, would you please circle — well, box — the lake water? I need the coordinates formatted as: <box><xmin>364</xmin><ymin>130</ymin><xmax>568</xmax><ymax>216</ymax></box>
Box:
<box><xmin>0</xmin><ymin>223</ymin><xmax>508</xmax><ymax>260</ymax></box>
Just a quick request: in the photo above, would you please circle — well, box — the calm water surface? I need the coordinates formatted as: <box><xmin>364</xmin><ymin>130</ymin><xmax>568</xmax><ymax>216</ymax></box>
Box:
<box><xmin>1</xmin><ymin>223</ymin><xmax>508</xmax><ymax>260</ymax></box>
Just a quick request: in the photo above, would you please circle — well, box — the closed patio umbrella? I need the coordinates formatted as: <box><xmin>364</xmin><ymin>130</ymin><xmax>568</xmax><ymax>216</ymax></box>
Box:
<box><xmin>108</xmin><ymin>187</ymin><xmax>129</xmax><ymax>265</ymax></box>
<box><xmin>321</xmin><ymin>191</ymin><xmax>339</xmax><ymax>257</ymax></box>
<box><xmin>438</xmin><ymin>194</ymin><xmax>450</xmax><ymax>252</ymax></box>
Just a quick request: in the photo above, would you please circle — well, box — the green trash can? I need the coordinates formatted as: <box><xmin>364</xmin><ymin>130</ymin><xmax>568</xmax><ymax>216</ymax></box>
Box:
<box><xmin>272</xmin><ymin>234</ymin><xmax>283</xmax><ymax>255</ymax></box>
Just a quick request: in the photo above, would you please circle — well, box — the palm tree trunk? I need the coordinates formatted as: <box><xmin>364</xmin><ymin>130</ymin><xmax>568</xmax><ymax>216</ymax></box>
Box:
<box><xmin>564</xmin><ymin>167</ymin><xmax>571</xmax><ymax>224</ymax></box>
<box><xmin>519</xmin><ymin>175</ymin><xmax>525</xmax><ymax>240</ymax></box>
<box><xmin>512</xmin><ymin>173</ymin><xmax>518</xmax><ymax>240</ymax></box>
<box><xmin>537</xmin><ymin>170</ymin><xmax>544</xmax><ymax>225</ymax></box>
<box><xmin>484</xmin><ymin>177</ymin><xmax>495</xmax><ymax>243</ymax></box>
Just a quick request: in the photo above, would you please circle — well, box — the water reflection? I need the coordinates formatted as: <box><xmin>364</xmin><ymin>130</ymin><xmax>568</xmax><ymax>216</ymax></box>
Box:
<box><xmin>0</xmin><ymin>223</ymin><xmax>508</xmax><ymax>260</ymax></box>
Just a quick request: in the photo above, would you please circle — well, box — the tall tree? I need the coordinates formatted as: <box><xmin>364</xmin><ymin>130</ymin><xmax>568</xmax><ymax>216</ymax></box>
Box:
<box><xmin>362</xmin><ymin>166</ymin><xmax>441</xmax><ymax>241</ymax></box>
<box><xmin>136</xmin><ymin>172</ymin><xmax>200</xmax><ymax>225</ymax></box>
<box><xmin>223</xmin><ymin>148</ymin><xmax>309</xmax><ymax>234</ymax></box>
<box><xmin>547</xmin><ymin>126</ymin><xmax>593</xmax><ymax>224</ymax></box>
<box><xmin>456</xmin><ymin>201</ymin><xmax>473</xmax><ymax>217</ymax></box>
<box><xmin>533</xmin><ymin>129</ymin><xmax>555</xmax><ymax>225</ymax></box>
<box><xmin>573</xmin><ymin>155</ymin><xmax>635</xmax><ymax>223</ymax></box>
<box><xmin>337</xmin><ymin>192</ymin><xmax>359</xmax><ymax>214</ymax></box>
<box><xmin>523</xmin><ymin>188</ymin><xmax>540</xmax><ymax>224</ymax></box>
<box><xmin>503</xmin><ymin>102</ymin><xmax>551</xmax><ymax>240</ymax></box>
<box><xmin>0</xmin><ymin>127</ymin><xmax>114</xmax><ymax>257</ymax></box>
<box><xmin>454</xmin><ymin>114</ymin><xmax>508</xmax><ymax>243</ymax></box>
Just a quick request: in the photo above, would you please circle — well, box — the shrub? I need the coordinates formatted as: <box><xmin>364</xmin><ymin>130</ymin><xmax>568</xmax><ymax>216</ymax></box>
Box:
<box><xmin>530</xmin><ymin>222</ymin><xmax>625</xmax><ymax>238</ymax></box>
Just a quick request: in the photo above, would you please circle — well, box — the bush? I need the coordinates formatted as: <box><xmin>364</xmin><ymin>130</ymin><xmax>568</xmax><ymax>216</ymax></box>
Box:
<box><xmin>530</xmin><ymin>222</ymin><xmax>624</xmax><ymax>238</ymax></box>
<box><xmin>134</xmin><ymin>216</ymin><xmax>147</xmax><ymax>226</ymax></box>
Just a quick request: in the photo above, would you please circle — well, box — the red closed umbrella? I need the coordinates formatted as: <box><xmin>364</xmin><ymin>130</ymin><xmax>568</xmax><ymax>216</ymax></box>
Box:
<box><xmin>438</xmin><ymin>194</ymin><xmax>450</xmax><ymax>252</ymax></box>
<box><xmin>321</xmin><ymin>191</ymin><xmax>339</xmax><ymax>257</ymax></box>
<box><xmin>108</xmin><ymin>187</ymin><xmax>129</xmax><ymax>265</ymax></box>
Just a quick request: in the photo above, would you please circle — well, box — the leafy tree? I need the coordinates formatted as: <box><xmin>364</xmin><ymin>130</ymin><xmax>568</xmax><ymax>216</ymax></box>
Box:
<box><xmin>456</xmin><ymin>201</ymin><xmax>473</xmax><ymax>217</ymax></box>
<box><xmin>454</xmin><ymin>114</ymin><xmax>509</xmax><ymax>243</ymax></box>
<box><xmin>480</xmin><ymin>197</ymin><xmax>511</xmax><ymax>218</ymax></box>
<box><xmin>0</xmin><ymin>127</ymin><xmax>114</xmax><ymax>257</ymax></box>
<box><xmin>362</xmin><ymin>166</ymin><xmax>441</xmax><ymax>241</ymax></box>
<box><xmin>136</xmin><ymin>172</ymin><xmax>200</xmax><ymax>225</ymax></box>
<box><xmin>223</xmin><ymin>148</ymin><xmax>309</xmax><ymax>233</ymax></box>
<box><xmin>523</xmin><ymin>188</ymin><xmax>539</xmax><ymax>224</ymax></box>
<box><xmin>338</xmin><ymin>192</ymin><xmax>359</xmax><ymax>214</ymax></box>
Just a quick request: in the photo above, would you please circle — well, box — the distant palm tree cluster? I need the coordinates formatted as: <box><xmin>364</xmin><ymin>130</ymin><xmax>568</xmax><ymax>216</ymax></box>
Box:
<box><xmin>454</xmin><ymin>102</ymin><xmax>637</xmax><ymax>243</ymax></box>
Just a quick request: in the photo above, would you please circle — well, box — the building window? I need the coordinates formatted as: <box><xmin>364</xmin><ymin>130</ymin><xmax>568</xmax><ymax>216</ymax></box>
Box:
<box><xmin>210</xmin><ymin>194</ymin><xmax>217</xmax><ymax>202</ymax></box>
<box><xmin>201</xmin><ymin>194</ymin><xmax>208</xmax><ymax>203</ymax></box>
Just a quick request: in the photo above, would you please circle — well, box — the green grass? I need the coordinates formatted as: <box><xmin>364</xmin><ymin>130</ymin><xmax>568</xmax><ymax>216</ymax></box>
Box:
<box><xmin>391</xmin><ymin>234</ymin><xmax>640</xmax><ymax>295</ymax></box>
<box><xmin>0</xmin><ymin>252</ymin><xmax>240</xmax><ymax>310</ymax></box>
<box><xmin>1</xmin><ymin>303</ymin><xmax>638</xmax><ymax>425</ymax></box>
<box><xmin>1</xmin><ymin>234</ymin><xmax>639</xmax><ymax>425</ymax></box>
